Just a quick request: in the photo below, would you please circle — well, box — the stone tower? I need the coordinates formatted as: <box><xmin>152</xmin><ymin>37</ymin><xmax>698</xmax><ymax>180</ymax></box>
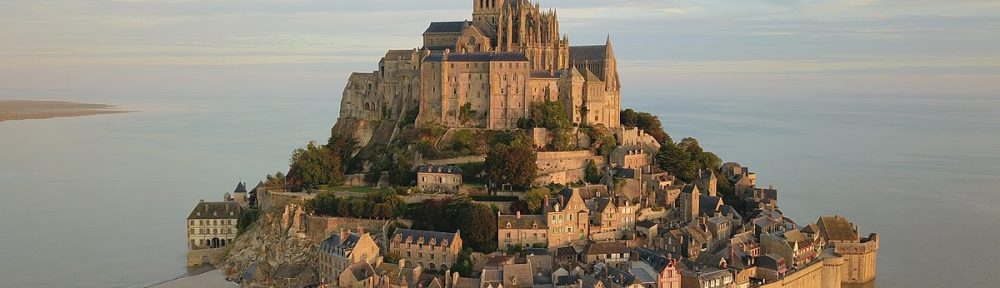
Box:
<box><xmin>473</xmin><ymin>0</ymin><xmax>505</xmax><ymax>25</ymax></box>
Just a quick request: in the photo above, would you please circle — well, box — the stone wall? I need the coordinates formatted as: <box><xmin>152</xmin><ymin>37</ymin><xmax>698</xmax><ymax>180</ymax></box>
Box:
<box><xmin>535</xmin><ymin>150</ymin><xmax>603</xmax><ymax>185</ymax></box>
<box><xmin>305</xmin><ymin>216</ymin><xmax>390</xmax><ymax>243</ymax></box>
<box><xmin>187</xmin><ymin>248</ymin><xmax>226</xmax><ymax>267</ymax></box>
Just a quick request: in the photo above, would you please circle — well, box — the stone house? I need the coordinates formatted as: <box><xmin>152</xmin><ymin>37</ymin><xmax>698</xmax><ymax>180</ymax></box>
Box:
<box><xmin>319</xmin><ymin>230</ymin><xmax>381</xmax><ymax>283</ymax></box>
<box><xmin>583</xmin><ymin>241</ymin><xmax>631</xmax><ymax>267</ymax></box>
<box><xmin>187</xmin><ymin>199</ymin><xmax>242</xmax><ymax>251</ymax></box>
<box><xmin>389</xmin><ymin>229</ymin><xmax>463</xmax><ymax>272</ymax></box>
<box><xmin>270</xmin><ymin>264</ymin><xmax>319</xmax><ymax>288</ymax></box>
<box><xmin>545</xmin><ymin>188</ymin><xmax>591</xmax><ymax>248</ymax></box>
<box><xmin>760</xmin><ymin>229</ymin><xmax>819</xmax><ymax>269</ymax></box>
<box><xmin>338</xmin><ymin>262</ymin><xmax>378</xmax><ymax>288</ymax></box>
<box><xmin>416</xmin><ymin>164</ymin><xmax>463</xmax><ymax>193</ymax></box>
<box><xmin>498</xmin><ymin>211</ymin><xmax>548</xmax><ymax>249</ymax></box>
<box><xmin>678</xmin><ymin>267</ymin><xmax>733</xmax><ymax>288</ymax></box>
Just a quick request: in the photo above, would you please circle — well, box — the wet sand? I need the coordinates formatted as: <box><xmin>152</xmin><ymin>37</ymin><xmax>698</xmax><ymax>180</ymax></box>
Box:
<box><xmin>0</xmin><ymin>100</ymin><xmax>128</xmax><ymax>122</ymax></box>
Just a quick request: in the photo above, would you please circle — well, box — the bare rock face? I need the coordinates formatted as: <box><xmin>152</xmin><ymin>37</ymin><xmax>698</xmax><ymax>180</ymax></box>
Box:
<box><xmin>220</xmin><ymin>205</ymin><xmax>319</xmax><ymax>279</ymax></box>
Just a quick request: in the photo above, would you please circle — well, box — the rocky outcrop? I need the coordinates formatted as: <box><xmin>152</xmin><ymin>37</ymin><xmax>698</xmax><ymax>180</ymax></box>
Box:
<box><xmin>221</xmin><ymin>204</ymin><xmax>318</xmax><ymax>280</ymax></box>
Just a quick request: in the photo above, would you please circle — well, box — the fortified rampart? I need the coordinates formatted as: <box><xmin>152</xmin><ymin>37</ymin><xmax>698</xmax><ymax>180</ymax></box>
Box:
<box><xmin>534</xmin><ymin>150</ymin><xmax>603</xmax><ymax>185</ymax></box>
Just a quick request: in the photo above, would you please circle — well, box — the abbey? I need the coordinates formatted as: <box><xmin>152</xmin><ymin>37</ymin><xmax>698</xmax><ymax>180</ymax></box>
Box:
<box><xmin>338</xmin><ymin>0</ymin><xmax>621</xmax><ymax>141</ymax></box>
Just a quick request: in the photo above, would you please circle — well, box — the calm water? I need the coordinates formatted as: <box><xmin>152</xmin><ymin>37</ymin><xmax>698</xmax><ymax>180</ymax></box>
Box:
<box><xmin>1</xmin><ymin>90</ymin><xmax>997</xmax><ymax>287</ymax></box>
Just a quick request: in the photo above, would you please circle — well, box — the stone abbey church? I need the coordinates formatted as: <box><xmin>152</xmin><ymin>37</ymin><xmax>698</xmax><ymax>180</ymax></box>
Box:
<box><xmin>337</xmin><ymin>0</ymin><xmax>621</xmax><ymax>142</ymax></box>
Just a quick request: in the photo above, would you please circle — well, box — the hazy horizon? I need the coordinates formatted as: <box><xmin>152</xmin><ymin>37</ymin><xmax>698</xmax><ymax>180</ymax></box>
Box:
<box><xmin>2</xmin><ymin>0</ymin><xmax>999</xmax><ymax>100</ymax></box>
<box><xmin>2</xmin><ymin>1</ymin><xmax>999</xmax><ymax>287</ymax></box>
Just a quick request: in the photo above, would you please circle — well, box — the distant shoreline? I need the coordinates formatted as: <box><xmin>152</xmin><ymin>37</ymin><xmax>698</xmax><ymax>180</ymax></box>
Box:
<box><xmin>0</xmin><ymin>100</ymin><xmax>130</xmax><ymax>122</ymax></box>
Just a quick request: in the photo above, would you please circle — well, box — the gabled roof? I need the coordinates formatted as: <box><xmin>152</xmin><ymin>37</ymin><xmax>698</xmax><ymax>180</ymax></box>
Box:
<box><xmin>393</xmin><ymin>229</ymin><xmax>459</xmax><ymax>246</ymax></box>
<box><xmin>499</xmin><ymin>214</ymin><xmax>547</xmax><ymax>230</ymax></box>
<box><xmin>569</xmin><ymin>45</ymin><xmax>609</xmax><ymax>63</ymax></box>
<box><xmin>585</xmin><ymin>241</ymin><xmax>629</xmax><ymax>256</ymax></box>
<box><xmin>817</xmin><ymin>215</ymin><xmax>859</xmax><ymax>242</ymax></box>
<box><xmin>417</xmin><ymin>164</ymin><xmax>463</xmax><ymax>174</ymax></box>
<box><xmin>633</xmin><ymin>247</ymin><xmax>674</xmax><ymax>271</ymax></box>
<box><xmin>347</xmin><ymin>262</ymin><xmax>376</xmax><ymax>281</ymax></box>
<box><xmin>187</xmin><ymin>201</ymin><xmax>241</xmax><ymax>220</ymax></box>
<box><xmin>424</xmin><ymin>21</ymin><xmax>469</xmax><ymax>34</ymax></box>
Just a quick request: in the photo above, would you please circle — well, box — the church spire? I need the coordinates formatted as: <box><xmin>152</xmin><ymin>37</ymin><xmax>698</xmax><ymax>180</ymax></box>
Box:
<box><xmin>605</xmin><ymin>33</ymin><xmax>615</xmax><ymax>60</ymax></box>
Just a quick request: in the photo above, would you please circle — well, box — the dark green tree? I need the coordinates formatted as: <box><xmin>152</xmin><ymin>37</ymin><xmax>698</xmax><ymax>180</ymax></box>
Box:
<box><xmin>485</xmin><ymin>141</ymin><xmax>538</xmax><ymax>189</ymax></box>
<box><xmin>656</xmin><ymin>142</ymin><xmax>697</xmax><ymax>182</ymax></box>
<box><xmin>288</xmin><ymin>141</ymin><xmax>342</xmax><ymax>189</ymax></box>
<box><xmin>584</xmin><ymin>159</ymin><xmax>601</xmax><ymax>184</ymax></box>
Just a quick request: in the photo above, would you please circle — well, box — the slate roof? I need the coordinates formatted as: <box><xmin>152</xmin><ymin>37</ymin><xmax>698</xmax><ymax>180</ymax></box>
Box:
<box><xmin>271</xmin><ymin>264</ymin><xmax>311</xmax><ymax>279</ymax></box>
<box><xmin>234</xmin><ymin>181</ymin><xmax>247</xmax><ymax>193</ymax></box>
<box><xmin>559</xmin><ymin>185</ymin><xmax>608</xmax><ymax>200</ymax></box>
<box><xmin>187</xmin><ymin>201</ymin><xmax>241</xmax><ymax>220</ymax></box>
<box><xmin>385</xmin><ymin>50</ymin><xmax>414</xmax><ymax>60</ymax></box>
<box><xmin>424</xmin><ymin>21</ymin><xmax>469</xmax><ymax>34</ymax></box>
<box><xmin>499</xmin><ymin>214</ymin><xmax>547</xmax><ymax>230</ymax></box>
<box><xmin>347</xmin><ymin>262</ymin><xmax>376</xmax><ymax>281</ymax></box>
<box><xmin>416</xmin><ymin>164</ymin><xmax>463</xmax><ymax>174</ymax></box>
<box><xmin>634</xmin><ymin>247</ymin><xmax>673</xmax><ymax>271</ymax></box>
<box><xmin>569</xmin><ymin>45</ymin><xmax>609</xmax><ymax>63</ymax></box>
<box><xmin>605</xmin><ymin>267</ymin><xmax>639</xmax><ymax>286</ymax></box>
<box><xmin>636</xmin><ymin>220</ymin><xmax>657</xmax><ymax>229</ymax></box>
<box><xmin>530</xmin><ymin>70</ymin><xmax>563</xmax><ymax>78</ymax></box>
<box><xmin>320</xmin><ymin>232</ymin><xmax>364</xmax><ymax>256</ymax></box>
<box><xmin>393</xmin><ymin>229</ymin><xmax>459</xmax><ymax>246</ymax></box>
<box><xmin>699</xmin><ymin>195</ymin><xmax>724</xmax><ymax>215</ymax></box>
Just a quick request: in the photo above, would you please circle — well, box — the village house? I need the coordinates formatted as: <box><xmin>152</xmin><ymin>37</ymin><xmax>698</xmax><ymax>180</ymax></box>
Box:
<box><xmin>389</xmin><ymin>229</ymin><xmax>463</xmax><ymax>272</ymax></box>
<box><xmin>498</xmin><ymin>211</ymin><xmax>548</xmax><ymax>249</ymax></box>
<box><xmin>583</xmin><ymin>241</ymin><xmax>631</xmax><ymax>268</ymax></box>
<box><xmin>632</xmin><ymin>247</ymin><xmax>682</xmax><ymax>288</ymax></box>
<box><xmin>416</xmin><ymin>164</ymin><xmax>463</xmax><ymax>193</ymax></box>
<box><xmin>546</xmin><ymin>188</ymin><xmax>591</xmax><ymax>248</ymax></box>
<box><xmin>318</xmin><ymin>229</ymin><xmax>381</xmax><ymax>284</ymax></box>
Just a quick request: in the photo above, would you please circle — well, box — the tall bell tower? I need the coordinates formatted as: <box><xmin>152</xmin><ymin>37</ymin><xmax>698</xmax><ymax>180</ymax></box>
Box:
<box><xmin>473</xmin><ymin>0</ymin><xmax>504</xmax><ymax>26</ymax></box>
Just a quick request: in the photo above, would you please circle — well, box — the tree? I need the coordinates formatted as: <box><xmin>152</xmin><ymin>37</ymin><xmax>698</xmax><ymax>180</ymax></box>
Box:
<box><xmin>288</xmin><ymin>141</ymin><xmax>342</xmax><ymax>189</ymax></box>
<box><xmin>453</xmin><ymin>249</ymin><xmax>474</xmax><ymax>277</ymax></box>
<box><xmin>372</xmin><ymin>203</ymin><xmax>393</xmax><ymax>219</ymax></box>
<box><xmin>485</xmin><ymin>141</ymin><xmax>538</xmax><ymax>189</ymax></box>
<box><xmin>585</xmin><ymin>160</ymin><xmax>601</xmax><ymax>184</ymax></box>
<box><xmin>327</xmin><ymin>133</ymin><xmax>359</xmax><ymax>173</ymax></box>
<box><xmin>656</xmin><ymin>142</ymin><xmax>697</xmax><ymax>182</ymax></box>
<box><xmin>621</xmin><ymin>109</ymin><xmax>672</xmax><ymax>145</ymax></box>
<box><xmin>524</xmin><ymin>188</ymin><xmax>550</xmax><ymax>214</ymax></box>
<box><xmin>459</xmin><ymin>203</ymin><xmax>498</xmax><ymax>252</ymax></box>
<box><xmin>587</xmin><ymin>124</ymin><xmax>617</xmax><ymax>157</ymax></box>
<box><xmin>237</xmin><ymin>209</ymin><xmax>260</xmax><ymax>234</ymax></box>
<box><xmin>305</xmin><ymin>191</ymin><xmax>341</xmax><ymax>216</ymax></box>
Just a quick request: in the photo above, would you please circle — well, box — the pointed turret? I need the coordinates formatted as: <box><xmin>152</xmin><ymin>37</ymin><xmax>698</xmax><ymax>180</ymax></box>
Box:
<box><xmin>605</xmin><ymin>34</ymin><xmax>615</xmax><ymax>60</ymax></box>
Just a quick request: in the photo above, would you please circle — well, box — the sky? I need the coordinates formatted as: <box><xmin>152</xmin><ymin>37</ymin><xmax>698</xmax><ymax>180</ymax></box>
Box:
<box><xmin>1</xmin><ymin>0</ymin><xmax>999</xmax><ymax>100</ymax></box>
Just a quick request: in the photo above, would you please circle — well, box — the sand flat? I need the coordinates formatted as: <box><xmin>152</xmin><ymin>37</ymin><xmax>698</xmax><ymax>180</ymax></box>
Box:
<box><xmin>0</xmin><ymin>100</ymin><xmax>128</xmax><ymax>122</ymax></box>
<box><xmin>148</xmin><ymin>269</ymin><xmax>236</xmax><ymax>288</ymax></box>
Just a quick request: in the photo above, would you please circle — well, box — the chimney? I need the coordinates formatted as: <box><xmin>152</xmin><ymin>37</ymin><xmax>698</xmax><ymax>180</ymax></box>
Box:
<box><xmin>358</xmin><ymin>226</ymin><xmax>365</xmax><ymax>235</ymax></box>
<box><xmin>445</xmin><ymin>270</ymin><xmax>452</xmax><ymax>288</ymax></box>
<box><xmin>516</xmin><ymin>211</ymin><xmax>521</xmax><ymax>219</ymax></box>
<box><xmin>340</xmin><ymin>229</ymin><xmax>349</xmax><ymax>242</ymax></box>
<box><xmin>452</xmin><ymin>272</ymin><xmax>461</xmax><ymax>287</ymax></box>
<box><xmin>399</xmin><ymin>259</ymin><xmax>406</xmax><ymax>268</ymax></box>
